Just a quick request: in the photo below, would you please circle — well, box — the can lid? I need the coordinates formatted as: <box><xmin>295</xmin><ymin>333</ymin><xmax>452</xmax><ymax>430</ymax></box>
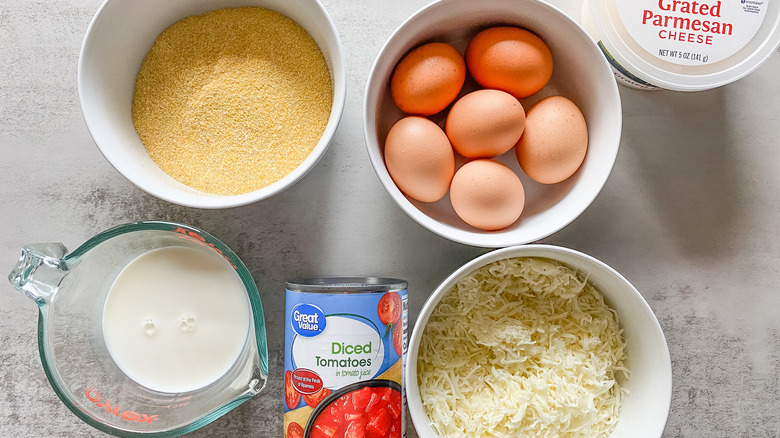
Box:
<box><xmin>286</xmin><ymin>276</ymin><xmax>408</xmax><ymax>293</ymax></box>
<box><xmin>586</xmin><ymin>0</ymin><xmax>780</xmax><ymax>90</ymax></box>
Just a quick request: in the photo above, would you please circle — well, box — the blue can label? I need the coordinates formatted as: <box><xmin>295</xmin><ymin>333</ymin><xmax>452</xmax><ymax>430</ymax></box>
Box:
<box><xmin>291</xmin><ymin>303</ymin><xmax>326</xmax><ymax>337</ymax></box>
<box><xmin>283</xmin><ymin>282</ymin><xmax>408</xmax><ymax>438</ymax></box>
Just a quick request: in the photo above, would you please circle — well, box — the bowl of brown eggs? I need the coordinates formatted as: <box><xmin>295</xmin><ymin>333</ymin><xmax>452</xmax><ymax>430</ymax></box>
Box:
<box><xmin>363</xmin><ymin>0</ymin><xmax>622</xmax><ymax>247</ymax></box>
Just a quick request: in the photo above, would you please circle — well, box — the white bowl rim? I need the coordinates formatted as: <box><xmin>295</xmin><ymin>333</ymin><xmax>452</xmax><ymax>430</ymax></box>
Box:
<box><xmin>78</xmin><ymin>0</ymin><xmax>347</xmax><ymax>209</ymax></box>
<box><xmin>405</xmin><ymin>244</ymin><xmax>672</xmax><ymax>437</ymax></box>
<box><xmin>363</xmin><ymin>0</ymin><xmax>622</xmax><ymax>247</ymax></box>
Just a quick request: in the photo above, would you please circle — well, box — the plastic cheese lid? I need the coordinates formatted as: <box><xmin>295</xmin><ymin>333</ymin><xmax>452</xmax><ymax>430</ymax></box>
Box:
<box><xmin>583</xmin><ymin>0</ymin><xmax>780</xmax><ymax>91</ymax></box>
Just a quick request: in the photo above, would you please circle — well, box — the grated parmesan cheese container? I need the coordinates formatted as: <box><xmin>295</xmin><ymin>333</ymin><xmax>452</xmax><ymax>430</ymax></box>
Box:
<box><xmin>283</xmin><ymin>277</ymin><xmax>408</xmax><ymax>438</ymax></box>
<box><xmin>581</xmin><ymin>0</ymin><xmax>780</xmax><ymax>90</ymax></box>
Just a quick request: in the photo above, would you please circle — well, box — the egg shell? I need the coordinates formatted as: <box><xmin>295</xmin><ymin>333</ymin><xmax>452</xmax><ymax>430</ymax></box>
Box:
<box><xmin>466</xmin><ymin>26</ymin><xmax>553</xmax><ymax>99</ymax></box>
<box><xmin>384</xmin><ymin>116</ymin><xmax>455</xmax><ymax>203</ymax></box>
<box><xmin>449</xmin><ymin>159</ymin><xmax>525</xmax><ymax>231</ymax></box>
<box><xmin>516</xmin><ymin>96</ymin><xmax>588</xmax><ymax>184</ymax></box>
<box><xmin>445</xmin><ymin>89</ymin><xmax>525</xmax><ymax>159</ymax></box>
<box><xmin>390</xmin><ymin>42</ymin><xmax>466</xmax><ymax>116</ymax></box>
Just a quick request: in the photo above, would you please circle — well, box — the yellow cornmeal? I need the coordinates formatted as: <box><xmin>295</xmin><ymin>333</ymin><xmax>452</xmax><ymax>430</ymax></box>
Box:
<box><xmin>132</xmin><ymin>7</ymin><xmax>332</xmax><ymax>196</ymax></box>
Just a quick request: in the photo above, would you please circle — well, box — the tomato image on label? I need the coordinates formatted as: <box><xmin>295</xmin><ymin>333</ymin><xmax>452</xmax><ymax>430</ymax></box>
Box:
<box><xmin>287</xmin><ymin>422</ymin><xmax>304</xmax><ymax>438</ymax></box>
<box><xmin>310</xmin><ymin>384</ymin><xmax>403</xmax><ymax>438</ymax></box>
<box><xmin>392</xmin><ymin>322</ymin><xmax>403</xmax><ymax>356</ymax></box>
<box><xmin>377</xmin><ymin>292</ymin><xmax>402</xmax><ymax>325</ymax></box>
<box><xmin>304</xmin><ymin>387</ymin><xmax>332</xmax><ymax>408</ymax></box>
<box><xmin>378</xmin><ymin>292</ymin><xmax>403</xmax><ymax>345</ymax></box>
<box><xmin>285</xmin><ymin>370</ymin><xmax>301</xmax><ymax>410</ymax></box>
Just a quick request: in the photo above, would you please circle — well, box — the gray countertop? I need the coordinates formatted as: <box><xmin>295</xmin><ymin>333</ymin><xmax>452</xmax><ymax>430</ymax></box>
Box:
<box><xmin>2</xmin><ymin>0</ymin><xmax>779</xmax><ymax>436</ymax></box>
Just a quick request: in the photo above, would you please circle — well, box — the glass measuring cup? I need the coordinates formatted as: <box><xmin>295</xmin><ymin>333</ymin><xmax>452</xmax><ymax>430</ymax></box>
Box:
<box><xmin>8</xmin><ymin>221</ymin><xmax>268</xmax><ymax>437</ymax></box>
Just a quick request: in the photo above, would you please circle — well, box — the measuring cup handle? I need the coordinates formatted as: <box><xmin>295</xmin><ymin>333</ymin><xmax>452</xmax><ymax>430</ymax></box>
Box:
<box><xmin>8</xmin><ymin>243</ymin><xmax>69</xmax><ymax>305</ymax></box>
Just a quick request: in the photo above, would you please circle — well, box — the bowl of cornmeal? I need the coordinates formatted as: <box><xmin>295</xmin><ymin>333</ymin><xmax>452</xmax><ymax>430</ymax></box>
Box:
<box><xmin>79</xmin><ymin>0</ymin><xmax>346</xmax><ymax>208</ymax></box>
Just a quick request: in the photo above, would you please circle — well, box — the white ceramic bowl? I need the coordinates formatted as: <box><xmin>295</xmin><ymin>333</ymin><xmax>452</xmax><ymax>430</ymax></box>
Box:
<box><xmin>406</xmin><ymin>245</ymin><xmax>672</xmax><ymax>438</ymax></box>
<box><xmin>364</xmin><ymin>0</ymin><xmax>622</xmax><ymax>247</ymax></box>
<box><xmin>79</xmin><ymin>0</ymin><xmax>346</xmax><ymax>209</ymax></box>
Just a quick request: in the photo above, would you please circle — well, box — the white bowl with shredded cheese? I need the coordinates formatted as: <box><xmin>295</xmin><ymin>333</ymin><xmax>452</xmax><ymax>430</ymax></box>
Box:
<box><xmin>79</xmin><ymin>0</ymin><xmax>346</xmax><ymax>208</ymax></box>
<box><xmin>406</xmin><ymin>245</ymin><xmax>672</xmax><ymax>438</ymax></box>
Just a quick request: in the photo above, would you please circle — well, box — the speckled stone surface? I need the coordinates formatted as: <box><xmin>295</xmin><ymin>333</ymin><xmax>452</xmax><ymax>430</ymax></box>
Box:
<box><xmin>1</xmin><ymin>0</ymin><xmax>779</xmax><ymax>436</ymax></box>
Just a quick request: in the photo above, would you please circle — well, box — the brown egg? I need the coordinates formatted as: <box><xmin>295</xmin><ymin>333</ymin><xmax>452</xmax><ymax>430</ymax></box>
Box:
<box><xmin>384</xmin><ymin>116</ymin><xmax>455</xmax><ymax>202</ymax></box>
<box><xmin>466</xmin><ymin>26</ymin><xmax>553</xmax><ymax>99</ymax></box>
<box><xmin>516</xmin><ymin>96</ymin><xmax>588</xmax><ymax>184</ymax></box>
<box><xmin>391</xmin><ymin>42</ymin><xmax>466</xmax><ymax>116</ymax></box>
<box><xmin>445</xmin><ymin>89</ymin><xmax>525</xmax><ymax>159</ymax></box>
<box><xmin>449</xmin><ymin>159</ymin><xmax>525</xmax><ymax>231</ymax></box>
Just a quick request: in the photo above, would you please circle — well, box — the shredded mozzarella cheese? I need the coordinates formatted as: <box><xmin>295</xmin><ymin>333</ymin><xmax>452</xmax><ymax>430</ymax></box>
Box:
<box><xmin>418</xmin><ymin>257</ymin><xmax>629</xmax><ymax>437</ymax></box>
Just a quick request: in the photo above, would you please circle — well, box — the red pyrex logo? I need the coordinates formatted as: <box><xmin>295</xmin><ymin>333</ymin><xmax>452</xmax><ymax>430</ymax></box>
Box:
<box><xmin>85</xmin><ymin>386</ymin><xmax>158</xmax><ymax>424</ymax></box>
<box><xmin>172</xmin><ymin>227</ymin><xmax>238</xmax><ymax>269</ymax></box>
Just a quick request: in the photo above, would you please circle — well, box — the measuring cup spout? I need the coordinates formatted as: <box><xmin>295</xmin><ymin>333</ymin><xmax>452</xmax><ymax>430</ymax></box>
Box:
<box><xmin>8</xmin><ymin>243</ymin><xmax>69</xmax><ymax>304</ymax></box>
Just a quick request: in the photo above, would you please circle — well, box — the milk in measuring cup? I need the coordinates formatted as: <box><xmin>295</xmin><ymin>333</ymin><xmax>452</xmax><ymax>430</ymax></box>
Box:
<box><xmin>102</xmin><ymin>246</ymin><xmax>251</xmax><ymax>393</ymax></box>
